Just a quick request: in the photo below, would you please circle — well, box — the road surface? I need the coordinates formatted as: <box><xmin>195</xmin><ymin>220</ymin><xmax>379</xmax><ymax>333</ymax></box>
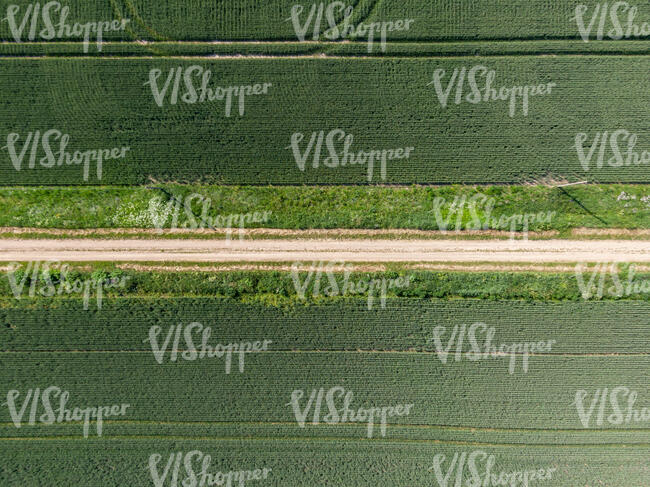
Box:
<box><xmin>0</xmin><ymin>239</ymin><xmax>648</xmax><ymax>263</ymax></box>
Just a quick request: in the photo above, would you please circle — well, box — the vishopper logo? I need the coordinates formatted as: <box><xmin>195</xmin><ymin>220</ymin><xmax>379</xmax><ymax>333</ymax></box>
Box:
<box><xmin>144</xmin><ymin>66</ymin><xmax>272</xmax><ymax>115</ymax></box>
<box><xmin>286</xmin><ymin>2</ymin><xmax>415</xmax><ymax>52</ymax></box>
<box><xmin>2</xmin><ymin>129</ymin><xmax>130</xmax><ymax>181</ymax></box>
<box><xmin>290</xmin><ymin>261</ymin><xmax>412</xmax><ymax>309</ymax></box>
<box><xmin>2</xmin><ymin>386</ymin><xmax>130</xmax><ymax>438</ymax></box>
<box><xmin>574</xmin><ymin>130</ymin><xmax>650</xmax><ymax>171</ymax></box>
<box><xmin>617</xmin><ymin>190</ymin><xmax>650</xmax><ymax>207</ymax></box>
<box><xmin>148</xmin><ymin>451</ymin><xmax>272</xmax><ymax>487</ymax></box>
<box><xmin>428</xmin><ymin>65</ymin><xmax>557</xmax><ymax>117</ymax></box>
<box><xmin>287</xmin><ymin>386</ymin><xmax>414</xmax><ymax>438</ymax></box>
<box><xmin>2</xmin><ymin>2</ymin><xmax>130</xmax><ymax>52</ymax></box>
<box><xmin>429</xmin><ymin>450</ymin><xmax>557</xmax><ymax>487</ymax></box>
<box><xmin>572</xmin><ymin>2</ymin><xmax>650</xmax><ymax>41</ymax></box>
<box><xmin>143</xmin><ymin>322</ymin><xmax>272</xmax><ymax>374</ymax></box>
<box><xmin>574</xmin><ymin>262</ymin><xmax>650</xmax><ymax>299</ymax></box>
<box><xmin>429</xmin><ymin>323</ymin><xmax>556</xmax><ymax>374</ymax></box>
<box><xmin>5</xmin><ymin>261</ymin><xmax>130</xmax><ymax>310</ymax></box>
<box><xmin>432</xmin><ymin>194</ymin><xmax>555</xmax><ymax>240</ymax></box>
<box><xmin>574</xmin><ymin>387</ymin><xmax>650</xmax><ymax>428</ymax></box>
<box><xmin>287</xmin><ymin>129</ymin><xmax>414</xmax><ymax>182</ymax></box>
<box><xmin>147</xmin><ymin>193</ymin><xmax>272</xmax><ymax>240</ymax></box>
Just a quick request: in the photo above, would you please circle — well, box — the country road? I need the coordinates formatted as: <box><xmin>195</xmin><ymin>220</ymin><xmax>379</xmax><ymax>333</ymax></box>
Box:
<box><xmin>0</xmin><ymin>239</ymin><xmax>648</xmax><ymax>263</ymax></box>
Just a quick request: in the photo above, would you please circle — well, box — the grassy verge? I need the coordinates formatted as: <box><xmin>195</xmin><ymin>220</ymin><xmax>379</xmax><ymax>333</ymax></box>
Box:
<box><xmin>0</xmin><ymin>184</ymin><xmax>649</xmax><ymax>237</ymax></box>
<box><xmin>0</xmin><ymin>263</ymin><xmax>648</xmax><ymax>306</ymax></box>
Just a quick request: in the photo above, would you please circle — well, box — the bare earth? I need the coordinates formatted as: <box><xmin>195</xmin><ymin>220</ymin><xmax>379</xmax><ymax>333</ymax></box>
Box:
<box><xmin>0</xmin><ymin>239</ymin><xmax>648</xmax><ymax>263</ymax></box>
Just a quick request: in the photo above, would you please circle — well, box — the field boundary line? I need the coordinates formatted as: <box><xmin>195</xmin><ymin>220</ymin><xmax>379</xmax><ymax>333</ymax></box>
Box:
<box><xmin>0</xmin><ymin>435</ymin><xmax>648</xmax><ymax>447</ymax></box>
<box><xmin>1</xmin><ymin>420</ymin><xmax>648</xmax><ymax>434</ymax></box>
<box><xmin>1</xmin><ymin>39</ymin><xmax>649</xmax><ymax>45</ymax></box>
<box><xmin>3</xmin><ymin>53</ymin><xmax>650</xmax><ymax>60</ymax></box>
<box><xmin>1</xmin><ymin>350</ymin><xmax>649</xmax><ymax>357</ymax></box>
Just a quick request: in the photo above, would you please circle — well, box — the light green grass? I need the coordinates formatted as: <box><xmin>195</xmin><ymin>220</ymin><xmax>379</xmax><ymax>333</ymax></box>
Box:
<box><xmin>0</xmin><ymin>185</ymin><xmax>648</xmax><ymax>236</ymax></box>
<box><xmin>1</xmin><ymin>265</ymin><xmax>649</xmax><ymax>304</ymax></box>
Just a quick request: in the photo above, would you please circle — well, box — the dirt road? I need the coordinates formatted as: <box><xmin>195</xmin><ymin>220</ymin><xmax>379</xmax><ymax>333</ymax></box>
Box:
<box><xmin>0</xmin><ymin>239</ymin><xmax>648</xmax><ymax>263</ymax></box>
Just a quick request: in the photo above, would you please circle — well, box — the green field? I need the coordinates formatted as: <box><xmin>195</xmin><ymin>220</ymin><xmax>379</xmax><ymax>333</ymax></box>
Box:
<box><xmin>1</xmin><ymin>296</ymin><xmax>649</xmax><ymax>485</ymax></box>
<box><xmin>1</xmin><ymin>57</ymin><xmax>648</xmax><ymax>185</ymax></box>
<box><xmin>4</xmin><ymin>298</ymin><xmax>650</xmax><ymax>351</ymax></box>
<box><xmin>1</xmin><ymin>440</ymin><xmax>647</xmax><ymax>486</ymax></box>
<box><xmin>1</xmin><ymin>0</ymin><xmax>649</xmax><ymax>42</ymax></box>
<box><xmin>2</xmin><ymin>1</ymin><xmax>648</xmax><ymax>484</ymax></box>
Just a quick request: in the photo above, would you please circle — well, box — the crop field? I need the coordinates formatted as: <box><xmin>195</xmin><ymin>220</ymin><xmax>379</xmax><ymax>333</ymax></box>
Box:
<box><xmin>1</xmin><ymin>1</ymin><xmax>649</xmax><ymax>186</ymax></box>
<box><xmin>1</xmin><ymin>296</ymin><xmax>649</xmax><ymax>485</ymax></box>
<box><xmin>0</xmin><ymin>56</ymin><xmax>648</xmax><ymax>185</ymax></box>
<box><xmin>1</xmin><ymin>0</ymin><xmax>648</xmax><ymax>485</ymax></box>
<box><xmin>1</xmin><ymin>1</ymin><xmax>649</xmax><ymax>42</ymax></box>
<box><xmin>2</xmin><ymin>440</ymin><xmax>647</xmax><ymax>486</ymax></box>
